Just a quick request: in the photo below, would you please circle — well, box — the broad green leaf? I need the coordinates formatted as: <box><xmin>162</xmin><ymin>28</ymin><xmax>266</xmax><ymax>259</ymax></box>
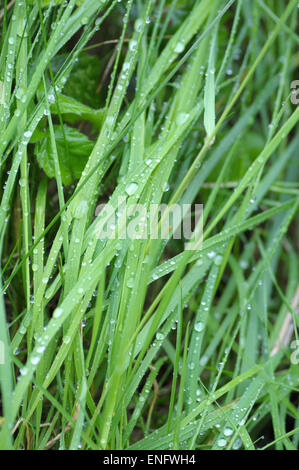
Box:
<box><xmin>51</xmin><ymin>94</ymin><xmax>105</xmax><ymax>129</ymax></box>
<box><xmin>62</xmin><ymin>53</ymin><xmax>102</xmax><ymax>108</ymax></box>
<box><xmin>34</xmin><ymin>125</ymin><xmax>94</xmax><ymax>184</ymax></box>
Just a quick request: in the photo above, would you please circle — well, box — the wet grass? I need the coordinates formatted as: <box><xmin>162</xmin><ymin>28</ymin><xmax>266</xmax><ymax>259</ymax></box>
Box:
<box><xmin>0</xmin><ymin>0</ymin><xmax>298</xmax><ymax>450</ymax></box>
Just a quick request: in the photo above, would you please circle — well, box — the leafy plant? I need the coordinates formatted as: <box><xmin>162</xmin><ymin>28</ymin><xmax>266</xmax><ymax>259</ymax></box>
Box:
<box><xmin>61</xmin><ymin>53</ymin><xmax>102</xmax><ymax>108</ymax></box>
<box><xmin>34</xmin><ymin>125</ymin><xmax>94</xmax><ymax>185</ymax></box>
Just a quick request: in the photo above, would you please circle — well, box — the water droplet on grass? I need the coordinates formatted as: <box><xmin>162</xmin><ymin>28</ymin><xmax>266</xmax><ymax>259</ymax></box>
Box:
<box><xmin>214</xmin><ymin>255</ymin><xmax>223</xmax><ymax>265</ymax></box>
<box><xmin>19</xmin><ymin>325</ymin><xmax>26</xmax><ymax>334</ymax></box>
<box><xmin>53</xmin><ymin>307</ymin><xmax>63</xmax><ymax>318</ymax></box>
<box><xmin>125</xmin><ymin>182</ymin><xmax>138</xmax><ymax>196</ymax></box>
<box><xmin>223</xmin><ymin>427</ymin><xmax>233</xmax><ymax>436</ymax></box>
<box><xmin>129</xmin><ymin>40</ymin><xmax>137</xmax><ymax>51</ymax></box>
<box><xmin>31</xmin><ymin>355</ymin><xmax>41</xmax><ymax>365</ymax></box>
<box><xmin>194</xmin><ymin>322</ymin><xmax>204</xmax><ymax>332</ymax></box>
<box><xmin>156</xmin><ymin>332</ymin><xmax>164</xmax><ymax>341</ymax></box>
<box><xmin>217</xmin><ymin>438</ymin><xmax>227</xmax><ymax>447</ymax></box>
<box><xmin>134</xmin><ymin>19</ymin><xmax>143</xmax><ymax>32</ymax></box>
<box><xmin>174</xmin><ymin>41</ymin><xmax>184</xmax><ymax>53</ymax></box>
<box><xmin>15</xmin><ymin>88</ymin><xmax>25</xmax><ymax>100</ymax></box>
<box><xmin>20</xmin><ymin>367</ymin><xmax>28</xmax><ymax>376</ymax></box>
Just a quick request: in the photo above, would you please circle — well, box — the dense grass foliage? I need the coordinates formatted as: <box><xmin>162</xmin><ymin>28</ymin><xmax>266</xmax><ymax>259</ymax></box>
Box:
<box><xmin>0</xmin><ymin>0</ymin><xmax>298</xmax><ymax>450</ymax></box>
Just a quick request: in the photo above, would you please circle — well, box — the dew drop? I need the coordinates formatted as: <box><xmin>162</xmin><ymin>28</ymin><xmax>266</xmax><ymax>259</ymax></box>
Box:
<box><xmin>217</xmin><ymin>438</ymin><xmax>227</xmax><ymax>447</ymax></box>
<box><xmin>174</xmin><ymin>41</ymin><xmax>184</xmax><ymax>53</ymax></box>
<box><xmin>214</xmin><ymin>255</ymin><xmax>223</xmax><ymax>265</ymax></box>
<box><xmin>125</xmin><ymin>182</ymin><xmax>138</xmax><ymax>196</ymax></box>
<box><xmin>223</xmin><ymin>427</ymin><xmax>233</xmax><ymax>437</ymax></box>
<box><xmin>129</xmin><ymin>39</ymin><xmax>137</xmax><ymax>52</ymax></box>
<box><xmin>24</xmin><ymin>130</ymin><xmax>32</xmax><ymax>139</ymax></box>
<box><xmin>53</xmin><ymin>307</ymin><xmax>63</xmax><ymax>319</ymax></box>
<box><xmin>20</xmin><ymin>366</ymin><xmax>28</xmax><ymax>376</ymax></box>
<box><xmin>30</xmin><ymin>355</ymin><xmax>41</xmax><ymax>366</ymax></box>
<box><xmin>134</xmin><ymin>19</ymin><xmax>143</xmax><ymax>32</ymax></box>
<box><xmin>194</xmin><ymin>321</ymin><xmax>205</xmax><ymax>332</ymax></box>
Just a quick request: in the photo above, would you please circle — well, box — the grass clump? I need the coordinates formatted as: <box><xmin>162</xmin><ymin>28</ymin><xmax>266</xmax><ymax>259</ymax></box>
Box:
<box><xmin>0</xmin><ymin>0</ymin><xmax>299</xmax><ymax>450</ymax></box>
